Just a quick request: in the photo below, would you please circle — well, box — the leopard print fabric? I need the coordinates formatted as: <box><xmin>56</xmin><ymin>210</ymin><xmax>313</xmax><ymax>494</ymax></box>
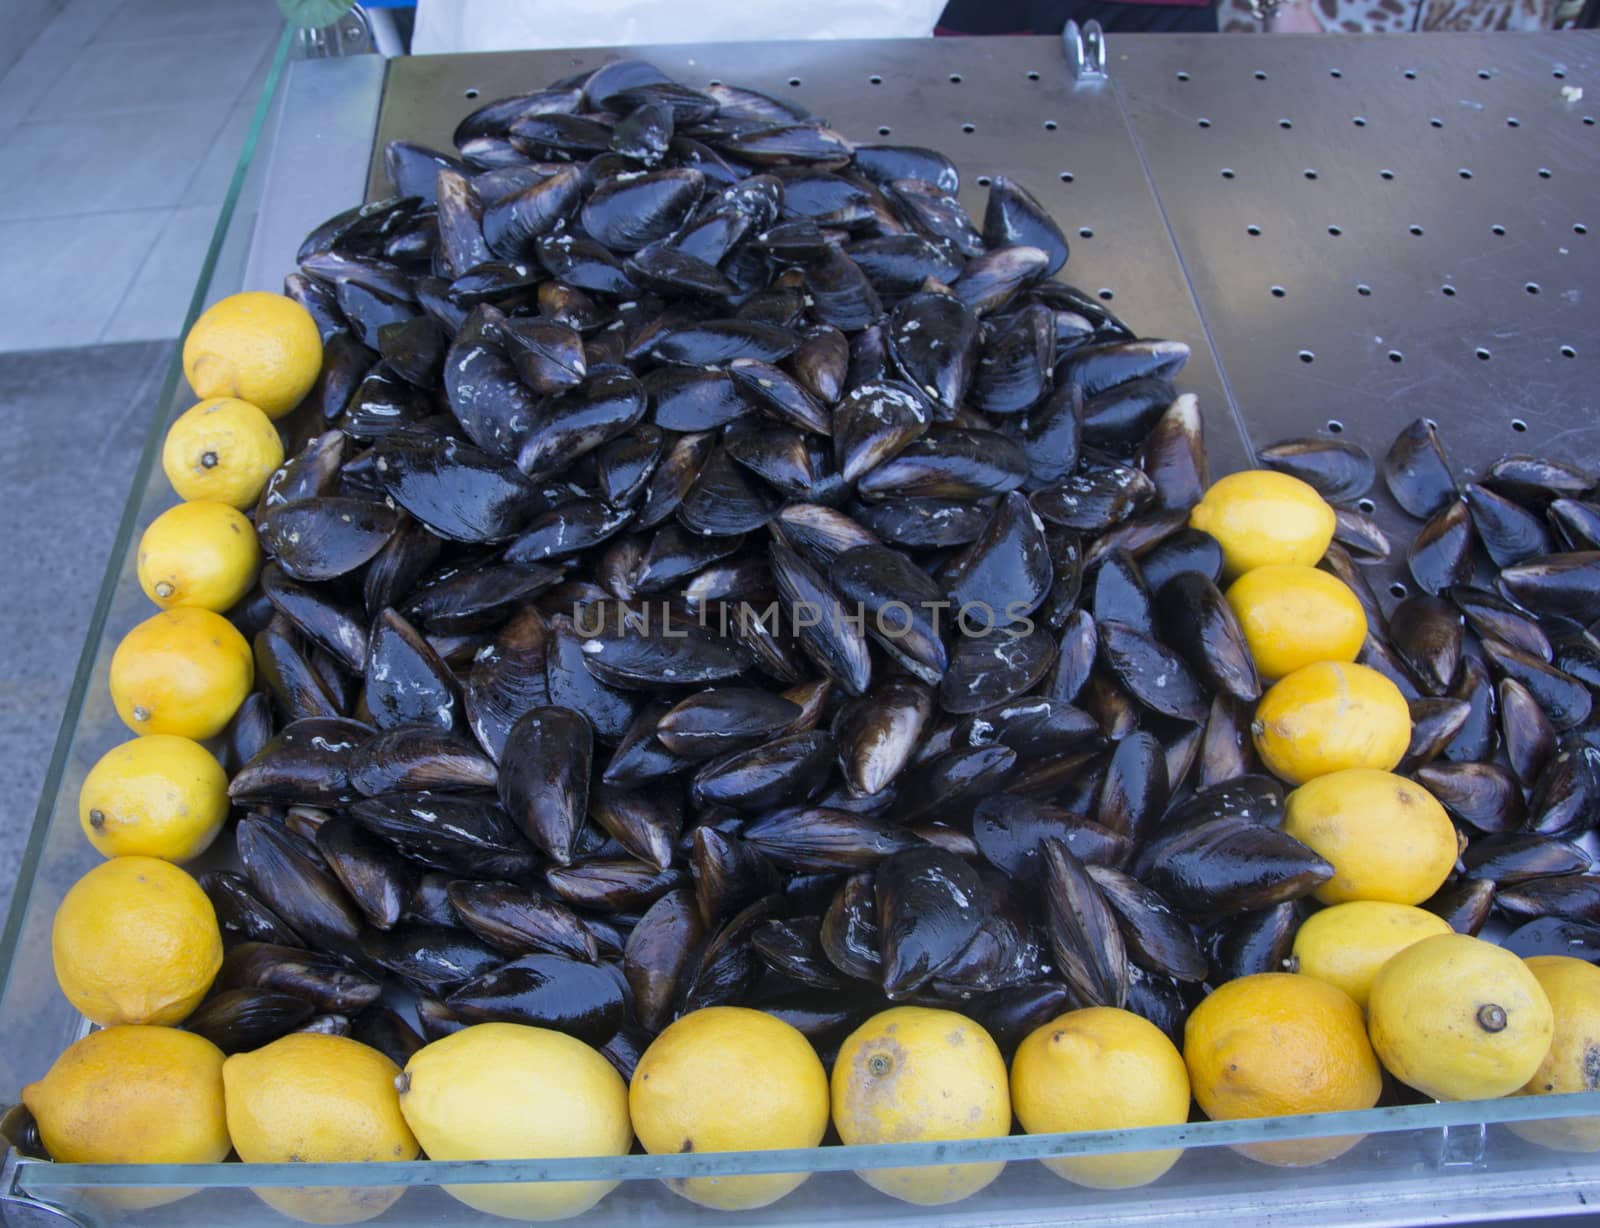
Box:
<box><xmin>1220</xmin><ymin>0</ymin><xmax>1552</xmax><ymax>31</ymax></box>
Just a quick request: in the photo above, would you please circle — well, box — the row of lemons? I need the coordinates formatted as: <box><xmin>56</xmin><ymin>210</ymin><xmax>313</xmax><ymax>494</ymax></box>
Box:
<box><xmin>25</xmin><ymin>295</ymin><xmax>1600</xmax><ymax>1221</ymax></box>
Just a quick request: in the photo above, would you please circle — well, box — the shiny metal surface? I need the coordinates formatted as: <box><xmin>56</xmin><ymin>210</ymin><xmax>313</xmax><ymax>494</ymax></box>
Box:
<box><xmin>1116</xmin><ymin>33</ymin><xmax>1600</xmax><ymax>592</ymax></box>
<box><xmin>369</xmin><ymin>38</ymin><xmax>1252</xmax><ymax>474</ymax></box>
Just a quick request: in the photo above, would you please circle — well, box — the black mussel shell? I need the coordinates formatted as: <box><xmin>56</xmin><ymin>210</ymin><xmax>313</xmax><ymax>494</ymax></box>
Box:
<box><xmin>744</xmin><ymin>806</ymin><xmax>920</xmax><ymax>872</ymax></box>
<box><xmin>201</xmin><ymin>870</ymin><xmax>303</xmax><ymax>948</ymax></box>
<box><xmin>259</xmin><ymin>497</ymin><xmax>398</xmax><ymax>583</ymax></box>
<box><xmin>229</xmin><ymin>717</ymin><xmax>367</xmax><ymax>807</ymax></box>
<box><xmin>1140</xmin><ymin>816</ymin><xmax>1331</xmax><ymax>915</ymax></box>
<box><xmin>833</xmin><ymin>678</ymin><xmax>936</xmax><ymax>797</ymax></box>
<box><xmin>314</xmin><ymin>815</ymin><xmax>415</xmax><ymax>931</ymax></box>
<box><xmin>972</xmin><ymin>794</ymin><xmax>1132</xmax><ymax>880</ymax></box>
<box><xmin>1500</xmin><ymin>552</ymin><xmax>1600</xmax><ymax>623</ymax></box>
<box><xmin>1408</xmin><ymin>500</ymin><xmax>1475</xmax><ymax>595</ymax></box>
<box><xmin>1259</xmin><ymin>436</ymin><xmax>1374</xmax><ymax>503</ymax></box>
<box><xmin>624</xmin><ymin>888</ymin><xmax>705</xmax><ymax>1031</ymax></box>
<box><xmin>1501</xmin><ymin>677</ymin><xmax>1557</xmax><ymax>786</ymax></box>
<box><xmin>820</xmin><ymin>873</ymin><xmax>882</xmax><ymax>982</ymax></box>
<box><xmin>187</xmin><ymin>989</ymin><xmax>314</xmax><ymax>1055</ymax></box>
<box><xmin>752</xmin><ymin>918</ymin><xmax>849</xmax><ymax>991</ymax></box>
<box><xmin>691</xmin><ymin>730</ymin><xmax>835</xmax><ymax>810</ymax></box>
<box><xmin>940</xmin><ymin>628</ymin><xmax>1057</xmax><ymax>715</ymax></box>
<box><xmin>1032</xmin><ymin>463</ymin><xmax>1155</xmax><ymax>533</ymax></box>
<box><xmin>1206</xmin><ymin>902</ymin><xmax>1298</xmax><ymax>982</ymax></box>
<box><xmin>1482</xmin><ymin>639</ymin><xmax>1592</xmax><ymax>731</ymax></box>
<box><xmin>657</xmin><ymin>687</ymin><xmax>801</xmax><ymax>758</ymax></box>
<box><xmin>982</xmin><ymin>177</ymin><xmax>1068</xmax><ymax>275</ymax></box>
<box><xmin>1463</xmin><ymin>482</ymin><xmax>1554</xmax><ymax>567</ymax></box>
<box><xmin>1497</xmin><ymin>875</ymin><xmax>1600</xmax><ymax>925</ymax></box>
<box><xmin>834</xmin><ymin>380</ymin><xmax>933</xmax><ymax>484</ymax></box>
<box><xmin>1451</xmin><ymin>586</ymin><xmax>1552</xmax><ymax>661</ymax></box>
<box><xmin>447</xmin><ymin>880</ymin><xmax>598</xmax><ymax>962</ymax></box>
<box><xmin>546</xmin><ymin>858</ymin><xmax>685</xmax><ymax>913</ymax></box>
<box><xmin>1086</xmin><ymin>865</ymin><xmax>1207</xmax><ymax>982</ymax></box>
<box><xmin>829</xmin><ymin>544</ymin><xmax>947</xmax><ymax>680</ymax></box>
<box><xmin>375</xmin><ymin>434</ymin><xmax>542</xmax><ymax>543</ymax></box>
<box><xmin>690</xmin><ymin>826</ymin><xmax>782</xmax><ymax>928</ymax></box>
<box><xmin>1157</xmin><ymin>572</ymin><xmax>1259</xmax><ymax>703</ymax></box>
<box><xmin>1384</xmin><ymin>417</ymin><xmax>1456</xmax><ymax>519</ymax></box>
<box><xmin>236</xmin><ymin>817</ymin><xmax>364</xmax><ymax>953</ymax></box>
<box><xmin>498</xmin><ymin>706</ymin><xmax>591</xmax><ymax>866</ymax></box>
<box><xmin>681</xmin><ymin>895</ymin><xmax>778</xmax><ymax>1013</ymax></box>
<box><xmin>366</xmin><ymin>608</ymin><xmax>459</xmax><ymax>732</ymax></box>
<box><xmin>1526</xmin><ymin>742</ymin><xmax>1600</xmax><ymax>835</ymax></box>
<box><xmin>1042</xmin><ymin>838</ymin><xmax>1127</xmax><ymax>1008</ymax></box>
<box><xmin>1442</xmin><ymin>655</ymin><xmax>1499</xmax><ymax>762</ymax></box>
<box><xmin>953</xmin><ymin>246</ymin><xmax>1050</xmax><ymax>317</ymax></box>
<box><xmin>770</xmin><ymin>542</ymin><xmax>872</xmax><ymax>696</ymax></box>
<box><xmin>1388</xmin><ymin>594</ymin><xmax>1463</xmax><ymax>696</ymax></box>
<box><xmin>1096</xmin><ymin>731</ymin><xmax>1169</xmax><ymax>845</ymax></box>
<box><xmin>588</xmin><ymin>783</ymin><xmax>680</xmax><ymax>871</ymax></box>
<box><xmin>1415</xmin><ymin>761</ymin><xmax>1525</xmax><ymax>833</ymax></box>
<box><xmin>1502</xmin><ymin>916</ymin><xmax>1600</xmax><ymax>962</ymax></box>
<box><xmin>217</xmin><ymin>942</ymin><xmax>382</xmax><ymax>1014</ymax></box>
<box><xmin>1462</xmin><ymin>832</ymin><xmax>1590</xmax><ymax>885</ymax></box>
<box><xmin>1401</xmin><ymin>697</ymin><xmax>1473</xmax><ymax>772</ymax></box>
<box><xmin>350</xmin><ymin>792</ymin><xmax>538</xmax><ymax>879</ymax></box>
<box><xmin>445</xmin><ymin>954</ymin><xmax>625</xmax><ymax>1046</ymax></box>
<box><xmin>1097</xmin><ymin>620</ymin><xmax>1208</xmax><ymax>722</ymax></box>
<box><xmin>876</xmin><ymin>848</ymin><xmax>986</xmax><ymax>997</ymax></box>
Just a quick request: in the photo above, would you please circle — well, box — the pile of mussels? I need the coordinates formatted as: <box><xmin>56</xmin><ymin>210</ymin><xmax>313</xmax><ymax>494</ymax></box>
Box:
<box><xmin>196</xmin><ymin>57</ymin><xmax>1600</xmax><ymax>1076</ymax></box>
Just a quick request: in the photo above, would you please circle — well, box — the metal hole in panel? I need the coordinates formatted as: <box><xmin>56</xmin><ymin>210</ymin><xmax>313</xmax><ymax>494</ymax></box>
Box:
<box><xmin>1442</xmin><ymin>285</ymin><xmax>1457</xmax><ymax>296</ymax></box>
<box><xmin>1555</xmin><ymin>68</ymin><xmax>1568</xmax><ymax>78</ymax></box>
<box><xmin>1098</xmin><ymin>288</ymin><xmax>1115</xmax><ymax>300</ymax></box>
<box><xmin>1270</xmin><ymin>286</ymin><xmax>1286</xmax><ymax>297</ymax></box>
<box><xmin>464</xmin><ymin>88</ymin><xmax>479</xmax><ymax>98</ymax></box>
<box><xmin>709</xmin><ymin>79</ymin><xmax>722</xmax><ymax>87</ymax></box>
<box><xmin>1079</xmin><ymin>227</ymin><xmax>1094</xmax><ymax>238</ymax></box>
<box><xmin>870</xmin><ymin>75</ymin><xmax>883</xmax><ymax>84</ymax></box>
<box><xmin>1198</xmin><ymin>118</ymin><xmax>1212</xmax><ymax>128</ymax></box>
<box><xmin>1409</xmin><ymin>224</ymin><xmax>1424</xmax><ymax>235</ymax></box>
<box><xmin>1478</xmin><ymin>69</ymin><xmax>1492</xmax><ymax>79</ymax></box>
<box><xmin>977</xmin><ymin>175</ymin><xmax>992</xmax><ymax>186</ymax></box>
<box><xmin>1255</xmin><ymin>70</ymin><xmax>1267</xmax><ymax>80</ymax></box>
<box><xmin>1279</xmin><ymin>118</ymin><xmax>1293</xmax><ymax>129</ymax></box>
<box><xmin>1305</xmin><ymin>169</ymin><xmax>1319</xmax><ymax>180</ymax></box>
<box><xmin>1330</xmin><ymin>68</ymin><xmax>1343</xmax><ymax>77</ymax></box>
<box><xmin>1328</xmin><ymin>419</ymin><xmax>1344</xmax><ymax>432</ymax></box>
<box><xmin>949</xmin><ymin>73</ymin><xmax>963</xmax><ymax>83</ymax></box>
<box><xmin>1221</xmin><ymin>168</ymin><xmax>1236</xmax><ymax>179</ymax></box>
<box><xmin>1493</xmin><ymin>224</ymin><xmax>1507</xmax><ymax>235</ymax></box>
<box><xmin>877</xmin><ymin>126</ymin><xmax>891</xmax><ymax>136</ymax></box>
<box><xmin>1512</xmin><ymin>418</ymin><xmax>1529</xmax><ymax>431</ymax></box>
<box><xmin>1562</xmin><ymin>345</ymin><xmax>1578</xmax><ymax>358</ymax></box>
<box><xmin>1028</xmin><ymin>71</ymin><xmax>1041</xmax><ymax>81</ymax></box>
<box><xmin>1539</xmin><ymin>168</ymin><xmax>1554</xmax><ymax>179</ymax></box>
<box><xmin>1247</xmin><ymin>224</ymin><xmax>1262</xmax><ymax>236</ymax></box>
<box><xmin>1424</xmin><ymin>418</ymin><xmax>1437</xmax><ymax>428</ymax></box>
<box><xmin>1577</xmin><ymin>224</ymin><xmax>1589</xmax><ymax>234</ymax></box>
<box><xmin>1354</xmin><ymin>116</ymin><xmax>1368</xmax><ymax>126</ymax></box>
<box><xmin>1358</xmin><ymin>498</ymin><xmax>1376</xmax><ymax>513</ymax></box>
<box><xmin>1329</xmin><ymin>225</ymin><xmax>1343</xmax><ymax>236</ymax></box>
<box><xmin>1389</xmin><ymin>350</ymin><xmax>1404</xmax><ymax>363</ymax></box>
<box><xmin>1390</xmin><ymin>581</ymin><xmax>1408</xmax><ymax>598</ymax></box>
<box><xmin>788</xmin><ymin>77</ymin><xmax>802</xmax><ymax>86</ymax></box>
<box><xmin>1430</xmin><ymin>118</ymin><xmax>1444</xmax><ymax>128</ymax></box>
<box><xmin>1045</xmin><ymin>120</ymin><xmax>1059</xmax><ymax>131</ymax></box>
<box><xmin>1404</xmin><ymin>69</ymin><xmax>1418</xmax><ymax>79</ymax></box>
<box><xmin>1357</xmin><ymin>284</ymin><xmax>1372</xmax><ymax>296</ymax></box>
<box><xmin>1460</xmin><ymin>169</ymin><xmax>1473</xmax><ymax>179</ymax></box>
<box><xmin>1477</xmin><ymin>347</ymin><xmax>1493</xmax><ymax>360</ymax></box>
<box><xmin>1060</xmin><ymin>171</ymin><xmax>1075</xmax><ymax>182</ymax></box>
<box><xmin>1177</xmin><ymin>71</ymin><xmax>1191</xmax><ymax>81</ymax></box>
<box><xmin>1526</xmin><ymin>282</ymin><xmax>1541</xmax><ymax>294</ymax></box>
<box><xmin>962</xmin><ymin>123</ymin><xmax>976</xmax><ymax>133</ymax></box>
<box><xmin>1586</xmin><ymin>117</ymin><xmax>1597</xmax><ymax>126</ymax></box>
<box><xmin>1508</xmin><ymin>116</ymin><xmax>1521</xmax><ymax>126</ymax></box>
<box><xmin>1300</xmin><ymin>350</ymin><xmax>1316</xmax><ymax>364</ymax></box>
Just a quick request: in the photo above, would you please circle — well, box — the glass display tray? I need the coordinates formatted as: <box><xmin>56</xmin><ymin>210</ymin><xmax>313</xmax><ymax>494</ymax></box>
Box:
<box><xmin>2</xmin><ymin>29</ymin><xmax>1599</xmax><ymax>1228</ymax></box>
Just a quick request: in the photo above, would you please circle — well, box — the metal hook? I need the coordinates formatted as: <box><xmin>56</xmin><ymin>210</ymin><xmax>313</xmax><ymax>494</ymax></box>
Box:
<box><xmin>1062</xmin><ymin>19</ymin><xmax>1109</xmax><ymax>85</ymax></box>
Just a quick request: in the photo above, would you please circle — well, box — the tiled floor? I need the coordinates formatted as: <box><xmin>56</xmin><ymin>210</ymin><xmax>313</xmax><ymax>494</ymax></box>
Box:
<box><xmin>0</xmin><ymin>0</ymin><xmax>281</xmax><ymax>351</ymax></box>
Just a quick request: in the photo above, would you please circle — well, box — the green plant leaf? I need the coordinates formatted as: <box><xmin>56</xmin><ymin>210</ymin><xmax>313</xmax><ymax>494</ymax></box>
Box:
<box><xmin>277</xmin><ymin>0</ymin><xmax>357</xmax><ymax>28</ymax></box>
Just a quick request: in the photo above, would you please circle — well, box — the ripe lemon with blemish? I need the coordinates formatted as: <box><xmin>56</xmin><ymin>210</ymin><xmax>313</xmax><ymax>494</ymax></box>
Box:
<box><xmin>1283</xmin><ymin>769</ymin><xmax>1457</xmax><ymax>906</ymax></box>
<box><xmin>78</xmin><ymin>735</ymin><xmax>228</xmax><ymax>862</ymax></box>
<box><xmin>1225</xmin><ymin>564</ymin><xmax>1368</xmax><ymax>679</ymax></box>
<box><xmin>398</xmin><ymin>1023</ymin><xmax>632</xmax><ymax>1221</ymax></box>
<box><xmin>1509</xmin><ymin>956</ymin><xmax>1600</xmax><ymax>1151</ymax></box>
<box><xmin>162</xmin><ymin>397</ymin><xmax>284</xmax><ymax>508</ymax></box>
<box><xmin>831</xmin><ymin>1006</ymin><xmax>1010</xmax><ymax>1205</ymax></box>
<box><xmin>22</xmin><ymin>1025</ymin><xmax>229</xmax><ymax>1210</ymax></box>
<box><xmin>1184</xmin><ymin>972</ymin><xmax>1381</xmax><ymax>1166</ymax></box>
<box><xmin>1252</xmin><ymin>661</ymin><xmax>1411</xmax><ymax>785</ymax></box>
<box><xmin>1011</xmin><ymin>1007</ymin><xmax>1191</xmax><ymax>1189</ymax></box>
<box><xmin>1291</xmin><ymin>902</ymin><xmax>1452</xmax><ymax>1008</ymax></box>
<box><xmin>224</xmin><ymin>1033</ymin><xmax>418</xmax><ymax>1224</ymax></box>
<box><xmin>1367</xmin><ymin>933</ymin><xmax>1553</xmax><ymax>1101</ymax></box>
<box><xmin>629</xmin><ymin>1006</ymin><xmax>829</xmax><ymax>1210</ymax></box>
<box><xmin>1188</xmin><ymin>470</ymin><xmax>1336</xmax><ymax>577</ymax></box>
<box><xmin>183</xmin><ymin>291</ymin><xmax>321</xmax><ymax>419</ymax></box>
<box><xmin>52</xmin><ymin>856</ymin><xmax>222</xmax><ymax>1026</ymax></box>
<box><xmin>109</xmin><ymin>607</ymin><xmax>253</xmax><ymax>739</ymax></box>
<box><xmin>138</xmin><ymin>501</ymin><xmax>260</xmax><ymax>612</ymax></box>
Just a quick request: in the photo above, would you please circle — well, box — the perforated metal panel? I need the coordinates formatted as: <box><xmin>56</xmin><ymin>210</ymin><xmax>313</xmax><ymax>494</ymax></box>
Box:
<box><xmin>1116</xmin><ymin>34</ymin><xmax>1600</xmax><ymax>593</ymax></box>
<box><xmin>371</xmin><ymin>39</ymin><xmax>1252</xmax><ymax>474</ymax></box>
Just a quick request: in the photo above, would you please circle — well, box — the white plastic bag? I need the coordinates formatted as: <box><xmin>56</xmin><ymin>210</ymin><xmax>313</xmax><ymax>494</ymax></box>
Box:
<box><xmin>411</xmin><ymin>0</ymin><xmax>947</xmax><ymax>54</ymax></box>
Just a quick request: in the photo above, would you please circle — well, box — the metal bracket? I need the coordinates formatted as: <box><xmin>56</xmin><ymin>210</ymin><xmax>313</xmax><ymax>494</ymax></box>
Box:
<box><xmin>1429</xmin><ymin>1120</ymin><xmax>1490</xmax><ymax>1171</ymax></box>
<box><xmin>1062</xmin><ymin>20</ymin><xmax>1109</xmax><ymax>85</ymax></box>
<box><xmin>0</xmin><ymin>1109</ymin><xmax>88</xmax><ymax>1228</ymax></box>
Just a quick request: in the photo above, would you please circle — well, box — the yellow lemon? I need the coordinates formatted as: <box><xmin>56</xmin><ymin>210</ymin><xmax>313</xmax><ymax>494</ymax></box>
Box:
<box><xmin>1291</xmin><ymin>902</ymin><xmax>1452</xmax><ymax>1009</ymax></box>
<box><xmin>162</xmin><ymin>397</ymin><xmax>284</xmax><ymax>508</ymax></box>
<box><xmin>138</xmin><ymin>501</ymin><xmax>261</xmax><ymax>612</ymax></box>
<box><xmin>399</xmin><ymin>1023</ymin><xmax>632</xmax><ymax>1221</ymax></box>
<box><xmin>184</xmin><ymin>290</ymin><xmax>322</xmax><ymax>419</ymax></box>
<box><xmin>78</xmin><ymin>735</ymin><xmax>228</xmax><ymax>862</ymax></box>
<box><xmin>109</xmin><ymin>607</ymin><xmax>253</xmax><ymax>739</ymax></box>
<box><xmin>1011</xmin><ymin>1007</ymin><xmax>1191</xmax><ymax>1188</ymax></box>
<box><xmin>1184</xmin><ymin>973</ymin><xmax>1381</xmax><ymax>1166</ymax></box>
<box><xmin>1509</xmin><ymin>956</ymin><xmax>1600</xmax><ymax>1150</ymax></box>
<box><xmin>224</xmin><ymin>1033</ymin><xmax>419</xmax><ymax>1224</ymax></box>
<box><xmin>1252</xmin><ymin>661</ymin><xmax>1411</xmax><ymax>785</ymax></box>
<box><xmin>22</xmin><ymin>1025</ymin><xmax>229</xmax><ymax>1210</ymax></box>
<box><xmin>831</xmin><ymin>1006</ymin><xmax>1010</xmax><ymax>1205</ymax></box>
<box><xmin>1189</xmin><ymin>470</ymin><xmax>1336</xmax><ymax>577</ymax></box>
<box><xmin>1368</xmin><ymin>933</ymin><xmax>1554</xmax><ymax>1101</ymax></box>
<box><xmin>52</xmin><ymin>856</ymin><xmax>222</xmax><ymax>1026</ymax></box>
<box><xmin>1224</xmin><ymin>564</ymin><xmax>1368</xmax><ymax>680</ymax></box>
<box><xmin>630</xmin><ymin>1007</ymin><xmax>829</xmax><ymax>1210</ymax></box>
<box><xmin>1283</xmin><ymin>769</ymin><xmax>1457</xmax><ymax>906</ymax></box>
